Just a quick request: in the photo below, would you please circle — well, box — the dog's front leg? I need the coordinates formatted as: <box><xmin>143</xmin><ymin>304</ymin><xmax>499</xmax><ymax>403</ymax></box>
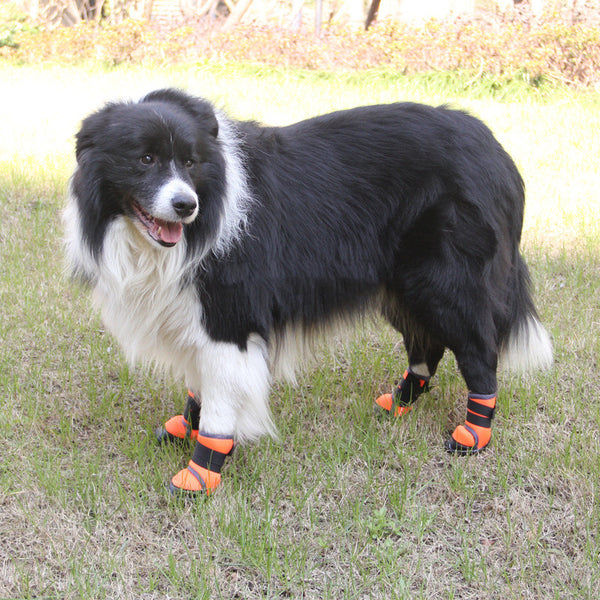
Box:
<box><xmin>170</xmin><ymin>334</ymin><xmax>274</xmax><ymax>496</ymax></box>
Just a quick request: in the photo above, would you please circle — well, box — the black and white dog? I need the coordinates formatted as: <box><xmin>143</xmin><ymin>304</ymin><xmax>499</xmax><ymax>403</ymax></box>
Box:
<box><xmin>64</xmin><ymin>89</ymin><xmax>552</xmax><ymax>494</ymax></box>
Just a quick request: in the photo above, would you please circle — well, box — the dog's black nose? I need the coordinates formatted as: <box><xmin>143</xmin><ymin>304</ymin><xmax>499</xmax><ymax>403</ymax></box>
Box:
<box><xmin>172</xmin><ymin>196</ymin><xmax>198</xmax><ymax>219</ymax></box>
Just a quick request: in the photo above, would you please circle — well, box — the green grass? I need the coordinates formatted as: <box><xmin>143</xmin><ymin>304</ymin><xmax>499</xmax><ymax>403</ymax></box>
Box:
<box><xmin>1</xmin><ymin>62</ymin><xmax>599</xmax><ymax>599</ymax></box>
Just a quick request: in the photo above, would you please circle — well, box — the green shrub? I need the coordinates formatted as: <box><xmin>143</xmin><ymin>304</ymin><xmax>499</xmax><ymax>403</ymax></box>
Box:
<box><xmin>0</xmin><ymin>1</ymin><xmax>37</xmax><ymax>48</ymax></box>
<box><xmin>3</xmin><ymin>13</ymin><xmax>599</xmax><ymax>87</ymax></box>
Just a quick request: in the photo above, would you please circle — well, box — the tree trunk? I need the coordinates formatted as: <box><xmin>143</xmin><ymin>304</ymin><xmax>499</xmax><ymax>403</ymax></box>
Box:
<box><xmin>365</xmin><ymin>0</ymin><xmax>381</xmax><ymax>29</ymax></box>
<box><xmin>221</xmin><ymin>0</ymin><xmax>254</xmax><ymax>31</ymax></box>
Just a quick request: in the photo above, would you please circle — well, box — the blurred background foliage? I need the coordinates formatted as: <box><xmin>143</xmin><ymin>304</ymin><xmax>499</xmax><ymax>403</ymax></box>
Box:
<box><xmin>1</xmin><ymin>0</ymin><xmax>599</xmax><ymax>87</ymax></box>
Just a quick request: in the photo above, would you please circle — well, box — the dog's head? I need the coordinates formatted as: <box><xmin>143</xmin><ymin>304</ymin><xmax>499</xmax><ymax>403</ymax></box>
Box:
<box><xmin>72</xmin><ymin>88</ymin><xmax>224</xmax><ymax>252</ymax></box>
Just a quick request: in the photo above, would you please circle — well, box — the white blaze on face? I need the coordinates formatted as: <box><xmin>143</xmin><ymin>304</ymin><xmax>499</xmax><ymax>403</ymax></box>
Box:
<box><xmin>153</xmin><ymin>173</ymin><xmax>199</xmax><ymax>225</ymax></box>
<box><xmin>131</xmin><ymin>163</ymin><xmax>200</xmax><ymax>247</ymax></box>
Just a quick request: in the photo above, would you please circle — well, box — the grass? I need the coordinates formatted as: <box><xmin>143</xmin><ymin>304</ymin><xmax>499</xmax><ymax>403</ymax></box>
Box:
<box><xmin>0</xmin><ymin>62</ymin><xmax>599</xmax><ymax>599</ymax></box>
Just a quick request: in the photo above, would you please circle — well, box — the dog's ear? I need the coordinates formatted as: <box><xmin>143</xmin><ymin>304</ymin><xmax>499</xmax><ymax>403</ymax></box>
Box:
<box><xmin>142</xmin><ymin>88</ymin><xmax>219</xmax><ymax>138</ymax></box>
<box><xmin>75</xmin><ymin>103</ymin><xmax>120</xmax><ymax>162</ymax></box>
<box><xmin>72</xmin><ymin>103</ymin><xmax>125</xmax><ymax>260</ymax></box>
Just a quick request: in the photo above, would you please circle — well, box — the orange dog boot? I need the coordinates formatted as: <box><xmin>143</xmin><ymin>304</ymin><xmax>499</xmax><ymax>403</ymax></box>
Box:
<box><xmin>169</xmin><ymin>433</ymin><xmax>234</xmax><ymax>496</ymax></box>
<box><xmin>156</xmin><ymin>390</ymin><xmax>200</xmax><ymax>444</ymax></box>
<box><xmin>376</xmin><ymin>368</ymin><xmax>430</xmax><ymax>417</ymax></box>
<box><xmin>446</xmin><ymin>393</ymin><xmax>496</xmax><ymax>455</ymax></box>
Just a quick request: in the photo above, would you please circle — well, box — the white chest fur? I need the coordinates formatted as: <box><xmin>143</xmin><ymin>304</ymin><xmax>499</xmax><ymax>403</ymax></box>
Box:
<box><xmin>65</xmin><ymin>208</ymin><xmax>275</xmax><ymax>441</ymax></box>
<box><xmin>91</xmin><ymin>218</ymin><xmax>206</xmax><ymax>379</ymax></box>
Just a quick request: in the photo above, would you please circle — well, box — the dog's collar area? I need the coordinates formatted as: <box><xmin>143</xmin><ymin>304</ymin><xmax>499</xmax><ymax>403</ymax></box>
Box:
<box><xmin>131</xmin><ymin>201</ymin><xmax>183</xmax><ymax>247</ymax></box>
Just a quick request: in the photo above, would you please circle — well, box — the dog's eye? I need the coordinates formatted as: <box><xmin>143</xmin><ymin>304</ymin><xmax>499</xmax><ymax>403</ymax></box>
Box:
<box><xmin>140</xmin><ymin>154</ymin><xmax>155</xmax><ymax>165</ymax></box>
<box><xmin>184</xmin><ymin>159</ymin><xmax>195</xmax><ymax>168</ymax></box>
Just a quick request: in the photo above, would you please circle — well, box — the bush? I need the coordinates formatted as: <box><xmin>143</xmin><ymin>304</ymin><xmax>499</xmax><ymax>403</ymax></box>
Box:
<box><xmin>2</xmin><ymin>11</ymin><xmax>600</xmax><ymax>87</ymax></box>
<box><xmin>0</xmin><ymin>1</ymin><xmax>37</xmax><ymax>48</ymax></box>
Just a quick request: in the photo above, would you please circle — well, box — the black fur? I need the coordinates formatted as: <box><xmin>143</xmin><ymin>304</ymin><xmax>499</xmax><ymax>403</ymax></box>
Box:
<box><xmin>71</xmin><ymin>88</ymin><xmax>546</xmax><ymax>409</ymax></box>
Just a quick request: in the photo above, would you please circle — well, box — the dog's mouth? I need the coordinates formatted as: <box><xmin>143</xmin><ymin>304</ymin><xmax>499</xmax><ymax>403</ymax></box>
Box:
<box><xmin>132</xmin><ymin>201</ymin><xmax>183</xmax><ymax>247</ymax></box>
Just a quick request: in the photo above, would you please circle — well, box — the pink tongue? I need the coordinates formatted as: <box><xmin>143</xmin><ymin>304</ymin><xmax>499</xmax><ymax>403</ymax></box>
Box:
<box><xmin>155</xmin><ymin>219</ymin><xmax>183</xmax><ymax>245</ymax></box>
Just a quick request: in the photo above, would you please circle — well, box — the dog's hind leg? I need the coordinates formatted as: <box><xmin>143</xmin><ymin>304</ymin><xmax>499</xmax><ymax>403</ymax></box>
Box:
<box><xmin>377</xmin><ymin>305</ymin><xmax>445</xmax><ymax>417</ymax></box>
<box><xmin>419</xmin><ymin>291</ymin><xmax>499</xmax><ymax>455</ymax></box>
<box><xmin>380</xmin><ymin>276</ymin><xmax>499</xmax><ymax>454</ymax></box>
<box><xmin>445</xmin><ymin>337</ymin><xmax>498</xmax><ymax>455</ymax></box>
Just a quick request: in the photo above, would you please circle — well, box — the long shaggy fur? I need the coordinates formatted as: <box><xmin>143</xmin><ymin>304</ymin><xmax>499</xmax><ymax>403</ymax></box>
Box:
<box><xmin>64</xmin><ymin>88</ymin><xmax>552</xmax><ymax>443</ymax></box>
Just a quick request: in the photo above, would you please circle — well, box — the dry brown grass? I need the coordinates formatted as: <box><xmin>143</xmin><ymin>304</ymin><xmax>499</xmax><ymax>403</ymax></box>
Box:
<box><xmin>0</xmin><ymin>62</ymin><xmax>599</xmax><ymax>599</ymax></box>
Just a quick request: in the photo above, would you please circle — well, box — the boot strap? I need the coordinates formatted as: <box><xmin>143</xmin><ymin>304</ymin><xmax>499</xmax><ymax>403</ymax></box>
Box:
<box><xmin>183</xmin><ymin>390</ymin><xmax>201</xmax><ymax>430</ymax></box>
<box><xmin>465</xmin><ymin>396</ymin><xmax>496</xmax><ymax>428</ymax></box>
<box><xmin>191</xmin><ymin>434</ymin><xmax>234</xmax><ymax>474</ymax></box>
<box><xmin>393</xmin><ymin>369</ymin><xmax>430</xmax><ymax>408</ymax></box>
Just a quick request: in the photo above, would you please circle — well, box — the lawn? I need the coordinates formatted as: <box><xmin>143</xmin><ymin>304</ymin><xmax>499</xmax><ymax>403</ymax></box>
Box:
<box><xmin>0</xmin><ymin>62</ymin><xmax>599</xmax><ymax>599</ymax></box>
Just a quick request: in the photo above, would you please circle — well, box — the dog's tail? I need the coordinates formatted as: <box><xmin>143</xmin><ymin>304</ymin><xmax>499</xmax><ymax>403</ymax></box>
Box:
<box><xmin>499</xmin><ymin>255</ymin><xmax>553</xmax><ymax>373</ymax></box>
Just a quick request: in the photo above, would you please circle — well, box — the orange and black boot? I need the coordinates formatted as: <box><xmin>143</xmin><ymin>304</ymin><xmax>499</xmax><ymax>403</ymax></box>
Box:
<box><xmin>169</xmin><ymin>433</ymin><xmax>235</xmax><ymax>496</ymax></box>
<box><xmin>156</xmin><ymin>390</ymin><xmax>200</xmax><ymax>445</ymax></box>
<box><xmin>446</xmin><ymin>393</ymin><xmax>496</xmax><ymax>455</ymax></box>
<box><xmin>376</xmin><ymin>368</ymin><xmax>430</xmax><ymax>417</ymax></box>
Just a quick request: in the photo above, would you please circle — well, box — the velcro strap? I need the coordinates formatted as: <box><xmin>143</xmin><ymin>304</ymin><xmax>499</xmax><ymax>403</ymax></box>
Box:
<box><xmin>183</xmin><ymin>391</ymin><xmax>201</xmax><ymax>430</ymax></box>
<box><xmin>393</xmin><ymin>369</ymin><xmax>430</xmax><ymax>407</ymax></box>
<box><xmin>465</xmin><ymin>397</ymin><xmax>496</xmax><ymax>428</ymax></box>
<box><xmin>467</xmin><ymin>398</ymin><xmax>496</xmax><ymax>420</ymax></box>
<box><xmin>465</xmin><ymin>411</ymin><xmax>492</xmax><ymax>428</ymax></box>
<box><xmin>191</xmin><ymin>438</ymin><xmax>233</xmax><ymax>474</ymax></box>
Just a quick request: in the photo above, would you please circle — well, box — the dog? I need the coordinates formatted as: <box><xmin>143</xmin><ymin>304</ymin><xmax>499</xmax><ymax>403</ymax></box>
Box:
<box><xmin>64</xmin><ymin>88</ymin><xmax>552</xmax><ymax>495</ymax></box>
